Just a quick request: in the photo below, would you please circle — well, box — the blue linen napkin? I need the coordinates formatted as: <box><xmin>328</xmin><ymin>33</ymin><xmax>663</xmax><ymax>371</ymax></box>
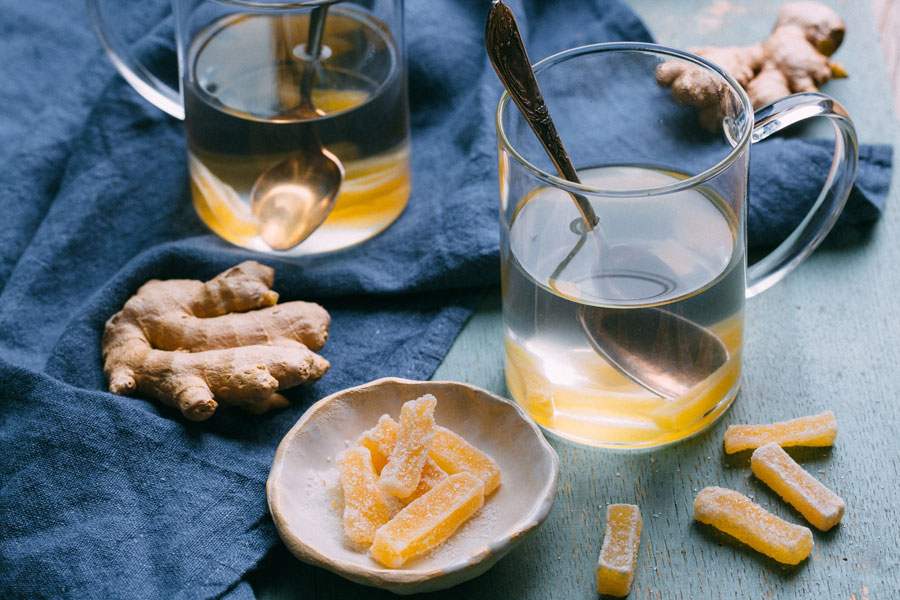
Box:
<box><xmin>0</xmin><ymin>0</ymin><xmax>891</xmax><ymax>598</ymax></box>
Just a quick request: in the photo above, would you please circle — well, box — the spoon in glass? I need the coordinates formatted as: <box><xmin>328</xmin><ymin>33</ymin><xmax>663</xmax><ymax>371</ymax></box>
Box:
<box><xmin>485</xmin><ymin>0</ymin><xmax>727</xmax><ymax>399</ymax></box>
<box><xmin>251</xmin><ymin>2</ymin><xmax>344</xmax><ymax>251</ymax></box>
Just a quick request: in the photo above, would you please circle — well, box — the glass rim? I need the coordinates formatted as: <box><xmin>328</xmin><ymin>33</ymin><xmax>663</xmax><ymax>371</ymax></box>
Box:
<box><xmin>495</xmin><ymin>41</ymin><xmax>755</xmax><ymax>198</ymax></box>
<box><xmin>212</xmin><ymin>0</ymin><xmax>341</xmax><ymax>11</ymax></box>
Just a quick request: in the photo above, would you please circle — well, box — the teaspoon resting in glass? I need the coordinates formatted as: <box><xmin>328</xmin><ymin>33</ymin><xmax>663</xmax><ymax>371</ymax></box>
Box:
<box><xmin>251</xmin><ymin>2</ymin><xmax>345</xmax><ymax>251</ymax></box>
<box><xmin>485</xmin><ymin>0</ymin><xmax>727</xmax><ymax>399</ymax></box>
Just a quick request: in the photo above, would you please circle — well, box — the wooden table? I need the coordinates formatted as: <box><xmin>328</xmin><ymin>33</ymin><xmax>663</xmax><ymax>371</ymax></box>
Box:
<box><xmin>262</xmin><ymin>1</ymin><xmax>899</xmax><ymax>597</ymax></box>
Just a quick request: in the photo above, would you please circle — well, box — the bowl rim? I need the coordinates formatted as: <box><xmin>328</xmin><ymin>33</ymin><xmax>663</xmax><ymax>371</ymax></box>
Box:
<box><xmin>266</xmin><ymin>377</ymin><xmax>560</xmax><ymax>588</ymax></box>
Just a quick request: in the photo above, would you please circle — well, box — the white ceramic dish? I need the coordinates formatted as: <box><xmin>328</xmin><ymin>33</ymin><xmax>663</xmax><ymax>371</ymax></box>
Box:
<box><xmin>267</xmin><ymin>377</ymin><xmax>559</xmax><ymax>594</ymax></box>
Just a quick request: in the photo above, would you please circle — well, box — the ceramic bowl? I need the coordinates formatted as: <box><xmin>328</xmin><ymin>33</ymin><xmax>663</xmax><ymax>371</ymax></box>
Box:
<box><xmin>267</xmin><ymin>377</ymin><xmax>559</xmax><ymax>594</ymax></box>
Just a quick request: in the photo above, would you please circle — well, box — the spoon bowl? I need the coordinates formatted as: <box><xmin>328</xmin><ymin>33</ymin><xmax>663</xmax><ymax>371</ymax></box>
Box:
<box><xmin>578</xmin><ymin>304</ymin><xmax>729</xmax><ymax>399</ymax></box>
<box><xmin>251</xmin><ymin>145</ymin><xmax>344</xmax><ymax>250</ymax></box>
<box><xmin>550</xmin><ymin>226</ymin><xmax>729</xmax><ymax>399</ymax></box>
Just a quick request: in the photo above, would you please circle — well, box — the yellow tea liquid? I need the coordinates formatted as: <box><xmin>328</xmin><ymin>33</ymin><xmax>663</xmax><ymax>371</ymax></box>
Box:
<box><xmin>503</xmin><ymin>166</ymin><xmax>745</xmax><ymax>448</ymax></box>
<box><xmin>184</xmin><ymin>8</ymin><xmax>410</xmax><ymax>254</ymax></box>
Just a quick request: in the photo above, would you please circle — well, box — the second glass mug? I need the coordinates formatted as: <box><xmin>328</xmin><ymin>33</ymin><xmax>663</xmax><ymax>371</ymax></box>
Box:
<box><xmin>88</xmin><ymin>0</ymin><xmax>410</xmax><ymax>255</ymax></box>
<box><xmin>497</xmin><ymin>43</ymin><xmax>857</xmax><ymax>449</ymax></box>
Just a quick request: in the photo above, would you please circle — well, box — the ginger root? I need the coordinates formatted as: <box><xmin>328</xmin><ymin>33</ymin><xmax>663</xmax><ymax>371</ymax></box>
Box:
<box><xmin>102</xmin><ymin>261</ymin><xmax>330</xmax><ymax>421</ymax></box>
<box><xmin>657</xmin><ymin>2</ymin><xmax>847</xmax><ymax>123</ymax></box>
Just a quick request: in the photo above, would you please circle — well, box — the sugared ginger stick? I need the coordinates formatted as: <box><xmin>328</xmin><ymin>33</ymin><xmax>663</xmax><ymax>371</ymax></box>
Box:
<box><xmin>378</xmin><ymin>395</ymin><xmax>437</xmax><ymax>498</ymax></box>
<box><xmin>358</xmin><ymin>414</ymin><xmax>448</xmax><ymax>503</ymax></box>
<box><xmin>338</xmin><ymin>446</ymin><xmax>392</xmax><ymax>546</ymax></box>
<box><xmin>370</xmin><ymin>472</ymin><xmax>484</xmax><ymax>568</ymax></box>
<box><xmin>724</xmin><ymin>410</ymin><xmax>837</xmax><ymax>454</ymax></box>
<box><xmin>102</xmin><ymin>261</ymin><xmax>330</xmax><ymax>420</ymax></box>
<box><xmin>751</xmin><ymin>442</ymin><xmax>845</xmax><ymax>531</ymax></box>
<box><xmin>358</xmin><ymin>415</ymin><xmax>400</xmax><ymax>472</ymax></box>
<box><xmin>430</xmin><ymin>426</ymin><xmax>502</xmax><ymax>495</ymax></box>
<box><xmin>694</xmin><ymin>486</ymin><xmax>813</xmax><ymax>565</ymax></box>
<box><xmin>596</xmin><ymin>504</ymin><xmax>642</xmax><ymax>597</ymax></box>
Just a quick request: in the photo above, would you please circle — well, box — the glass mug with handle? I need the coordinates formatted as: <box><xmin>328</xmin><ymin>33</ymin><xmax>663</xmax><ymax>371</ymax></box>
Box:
<box><xmin>497</xmin><ymin>43</ymin><xmax>857</xmax><ymax>449</ymax></box>
<box><xmin>88</xmin><ymin>0</ymin><xmax>410</xmax><ymax>255</ymax></box>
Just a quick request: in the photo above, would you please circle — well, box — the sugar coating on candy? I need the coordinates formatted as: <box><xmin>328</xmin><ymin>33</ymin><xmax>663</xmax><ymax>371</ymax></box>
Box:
<box><xmin>596</xmin><ymin>504</ymin><xmax>642</xmax><ymax>597</ymax></box>
<box><xmin>379</xmin><ymin>395</ymin><xmax>437</xmax><ymax>498</ymax></box>
<box><xmin>370</xmin><ymin>472</ymin><xmax>485</xmax><ymax>568</ymax></box>
<box><xmin>751</xmin><ymin>442</ymin><xmax>845</xmax><ymax>531</ymax></box>
<box><xmin>693</xmin><ymin>486</ymin><xmax>813</xmax><ymax>565</ymax></box>
<box><xmin>358</xmin><ymin>414</ymin><xmax>399</xmax><ymax>473</ymax></box>
<box><xmin>402</xmin><ymin>458</ymin><xmax>449</xmax><ymax>504</ymax></box>
<box><xmin>336</xmin><ymin>395</ymin><xmax>502</xmax><ymax>566</ymax></box>
<box><xmin>429</xmin><ymin>426</ymin><xmax>501</xmax><ymax>495</ymax></box>
<box><xmin>358</xmin><ymin>414</ymin><xmax>448</xmax><ymax>502</ymax></box>
<box><xmin>724</xmin><ymin>410</ymin><xmax>837</xmax><ymax>454</ymax></box>
<box><xmin>337</xmin><ymin>446</ymin><xmax>392</xmax><ymax>546</ymax></box>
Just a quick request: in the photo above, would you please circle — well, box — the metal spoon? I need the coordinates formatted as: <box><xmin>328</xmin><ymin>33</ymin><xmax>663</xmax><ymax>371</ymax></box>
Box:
<box><xmin>251</xmin><ymin>3</ymin><xmax>344</xmax><ymax>251</ymax></box>
<box><xmin>485</xmin><ymin>0</ymin><xmax>727</xmax><ymax>399</ymax></box>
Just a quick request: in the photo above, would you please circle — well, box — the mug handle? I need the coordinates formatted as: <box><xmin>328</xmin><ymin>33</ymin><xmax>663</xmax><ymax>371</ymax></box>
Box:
<box><xmin>746</xmin><ymin>92</ymin><xmax>858</xmax><ymax>297</ymax></box>
<box><xmin>86</xmin><ymin>0</ymin><xmax>184</xmax><ymax>119</ymax></box>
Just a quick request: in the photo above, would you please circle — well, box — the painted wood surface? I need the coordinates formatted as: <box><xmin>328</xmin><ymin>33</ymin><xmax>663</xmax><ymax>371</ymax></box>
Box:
<box><xmin>259</xmin><ymin>1</ymin><xmax>899</xmax><ymax>598</ymax></box>
<box><xmin>871</xmin><ymin>0</ymin><xmax>900</xmax><ymax>119</ymax></box>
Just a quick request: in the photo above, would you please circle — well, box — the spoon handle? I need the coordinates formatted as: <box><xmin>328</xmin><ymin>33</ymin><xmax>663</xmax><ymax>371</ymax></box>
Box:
<box><xmin>298</xmin><ymin>5</ymin><xmax>330</xmax><ymax>116</ymax></box>
<box><xmin>306</xmin><ymin>5</ymin><xmax>329</xmax><ymax>60</ymax></box>
<box><xmin>485</xmin><ymin>0</ymin><xmax>599</xmax><ymax>229</ymax></box>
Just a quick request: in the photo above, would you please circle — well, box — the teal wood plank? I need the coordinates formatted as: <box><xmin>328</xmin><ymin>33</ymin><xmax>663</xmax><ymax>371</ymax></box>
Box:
<box><xmin>260</xmin><ymin>1</ymin><xmax>899</xmax><ymax>598</ymax></box>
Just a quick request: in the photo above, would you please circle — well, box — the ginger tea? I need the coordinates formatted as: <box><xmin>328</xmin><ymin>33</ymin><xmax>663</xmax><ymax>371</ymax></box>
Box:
<box><xmin>502</xmin><ymin>166</ymin><xmax>745</xmax><ymax>448</ymax></box>
<box><xmin>185</xmin><ymin>7</ymin><xmax>410</xmax><ymax>254</ymax></box>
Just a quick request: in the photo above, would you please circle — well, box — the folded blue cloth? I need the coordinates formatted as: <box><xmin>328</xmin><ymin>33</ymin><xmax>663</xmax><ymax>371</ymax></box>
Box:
<box><xmin>0</xmin><ymin>0</ymin><xmax>891</xmax><ymax>598</ymax></box>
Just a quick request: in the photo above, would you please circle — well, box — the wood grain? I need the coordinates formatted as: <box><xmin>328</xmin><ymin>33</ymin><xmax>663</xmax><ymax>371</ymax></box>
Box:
<box><xmin>259</xmin><ymin>1</ymin><xmax>900</xmax><ymax>598</ymax></box>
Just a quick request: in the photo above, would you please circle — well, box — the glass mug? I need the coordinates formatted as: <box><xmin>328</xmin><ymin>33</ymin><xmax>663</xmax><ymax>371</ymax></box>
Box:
<box><xmin>497</xmin><ymin>43</ymin><xmax>857</xmax><ymax>449</ymax></box>
<box><xmin>89</xmin><ymin>0</ymin><xmax>410</xmax><ymax>255</ymax></box>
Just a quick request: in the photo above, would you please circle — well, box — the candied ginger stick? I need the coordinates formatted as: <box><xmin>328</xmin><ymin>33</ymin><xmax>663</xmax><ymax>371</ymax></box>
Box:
<box><xmin>402</xmin><ymin>459</ymin><xmax>449</xmax><ymax>504</ymax></box>
<box><xmin>429</xmin><ymin>426</ymin><xmax>501</xmax><ymax>495</ymax></box>
<box><xmin>370</xmin><ymin>472</ymin><xmax>485</xmax><ymax>568</ymax></box>
<box><xmin>693</xmin><ymin>486</ymin><xmax>813</xmax><ymax>565</ymax></box>
<box><xmin>358</xmin><ymin>415</ymin><xmax>399</xmax><ymax>472</ymax></box>
<box><xmin>724</xmin><ymin>410</ymin><xmax>837</xmax><ymax>454</ymax></box>
<box><xmin>379</xmin><ymin>395</ymin><xmax>437</xmax><ymax>498</ymax></box>
<box><xmin>358</xmin><ymin>414</ymin><xmax>447</xmax><ymax>501</ymax></box>
<box><xmin>596</xmin><ymin>504</ymin><xmax>642</xmax><ymax>597</ymax></box>
<box><xmin>337</xmin><ymin>447</ymin><xmax>392</xmax><ymax>546</ymax></box>
<box><xmin>751</xmin><ymin>442</ymin><xmax>845</xmax><ymax>531</ymax></box>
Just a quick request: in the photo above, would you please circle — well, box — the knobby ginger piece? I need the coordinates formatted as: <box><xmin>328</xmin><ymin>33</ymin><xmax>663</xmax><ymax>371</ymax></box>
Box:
<box><xmin>370</xmin><ymin>472</ymin><xmax>485</xmax><ymax>568</ymax></box>
<box><xmin>102</xmin><ymin>261</ymin><xmax>330</xmax><ymax>421</ymax></box>
<box><xmin>751</xmin><ymin>442</ymin><xmax>845</xmax><ymax>531</ymax></box>
<box><xmin>693</xmin><ymin>486</ymin><xmax>813</xmax><ymax>565</ymax></box>
<box><xmin>430</xmin><ymin>426</ymin><xmax>501</xmax><ymax>495</ymax></box>
<box><xmin>359</xmin><ymin>414</ymin><xmax>448</xmax><ymax>502</ymax></box>
<box><xmin>378</xmin><ymin>395</ymin><xmax>437</xmax><ymax>498</ymax></box>
<box><xmin>656</xmin><ymin>1</ymin><xmax>847</xmax><ymax>125</ymax></box>
<box><xmin>596</xmin><ymin>504</ymin><xmax>642</xmax><ymax>597</ymax></box>
<box><xmin>724</xmin><ymin>410</ymin><xmax>837</xmax><ymax>454</ymax></box>
<box><xmin>337</xmin><ymin>446</ymin><xmax>392</xmax><ymax>546</ymax></box>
